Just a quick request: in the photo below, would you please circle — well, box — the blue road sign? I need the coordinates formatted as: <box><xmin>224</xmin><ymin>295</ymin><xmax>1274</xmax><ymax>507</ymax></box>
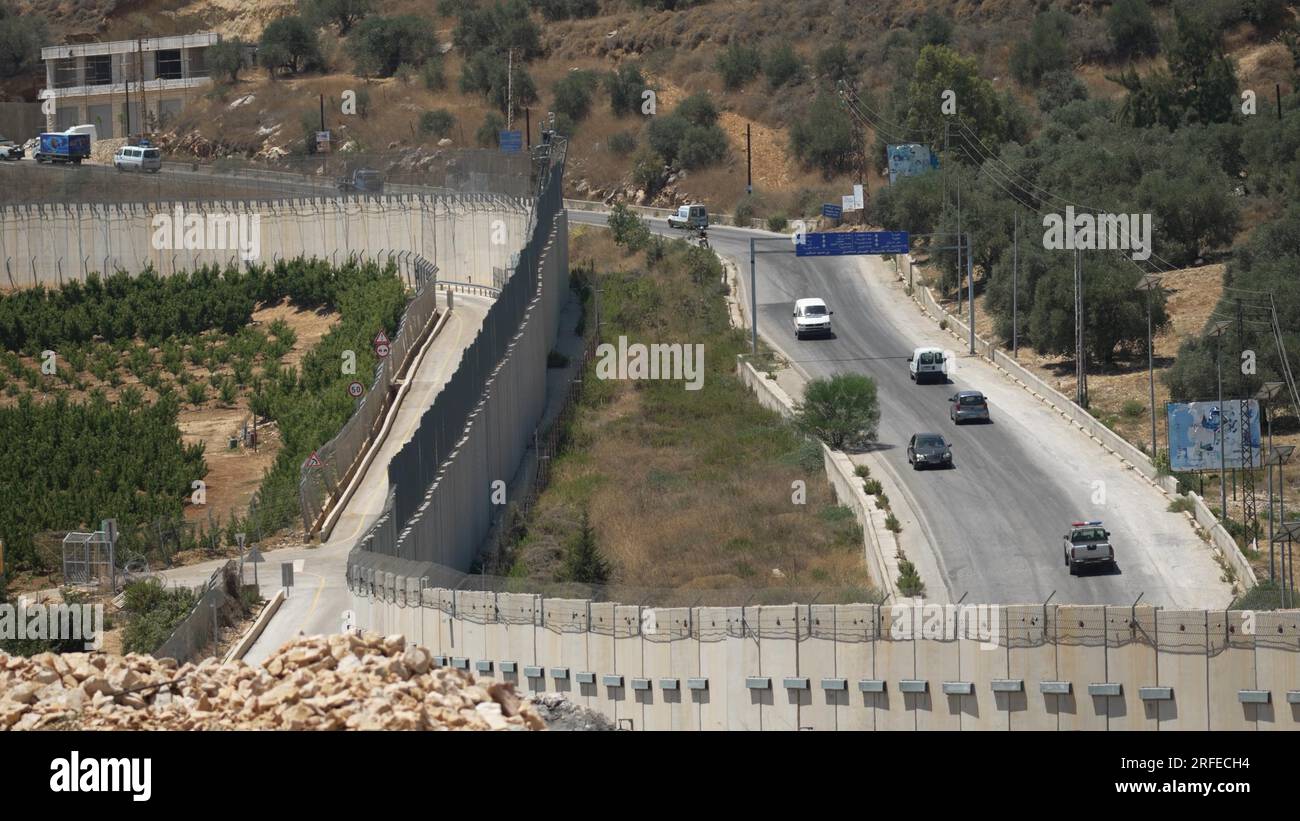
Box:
<box><xmin>822</xmin><ymin>203</ymin><xmax>843</xmax><ymax>219</ymax></box>
<box><xmin>796</xmin><ymin>231</ymin><xmax>909</xmax><ymax>257</ymax></box>
<box><xmin>499</xmin><ymin>130</ymin><xmax>523</xmax><ymax>152</ymax></box>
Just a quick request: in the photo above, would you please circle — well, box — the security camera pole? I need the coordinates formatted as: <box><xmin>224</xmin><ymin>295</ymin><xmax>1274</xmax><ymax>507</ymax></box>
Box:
<box><xmin>1257</xmin><ymin>382</ymin><xmax>1286</xmax><ymax>579</ymax></box>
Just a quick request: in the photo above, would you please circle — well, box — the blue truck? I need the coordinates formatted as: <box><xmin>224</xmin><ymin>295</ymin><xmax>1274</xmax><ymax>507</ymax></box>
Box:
<box><xmin>35</xmin><ymin>132</ymin><xmax>91</xmax><ymax>165</ymax></box>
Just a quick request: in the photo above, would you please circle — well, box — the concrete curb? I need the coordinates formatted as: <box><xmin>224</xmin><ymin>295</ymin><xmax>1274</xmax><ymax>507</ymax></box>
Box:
<box><xmin>222</xmin><ymin>587</ymin><xmax>286</xmax><ymax>664</ymax></box>
<box><xmin>891</xmin><ymin>255</ymin><xmax>1256</xmax><ymax>593</ymax></box>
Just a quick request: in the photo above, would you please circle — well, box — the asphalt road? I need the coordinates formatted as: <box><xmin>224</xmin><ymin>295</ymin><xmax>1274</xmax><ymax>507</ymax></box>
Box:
<box><xmin>570</xmin><ymin>211</ymin><xmax>1230</xmax><ymax>608</ymax></box>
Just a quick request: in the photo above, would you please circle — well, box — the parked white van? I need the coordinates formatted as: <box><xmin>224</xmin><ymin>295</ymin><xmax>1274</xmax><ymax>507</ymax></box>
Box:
<box><xmin>908</xmin><ymin>346</ymin><xmax>947</xmax><ymax>383</ymax></box>
<box><xmin>114</xmin><ymin>145</ymin><xmax>162</xmax><ymax>173</ymax></box>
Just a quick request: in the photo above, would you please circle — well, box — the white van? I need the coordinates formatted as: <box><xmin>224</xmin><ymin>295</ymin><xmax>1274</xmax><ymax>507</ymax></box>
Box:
<box><xmin>792</xmin><ymin>297</ymin><xmax>833</xmax><ymax>339</ymax></box>
<box><xmin>908</xmin><ymin>346</ymin><xmax>947</xmax><ymax>383</ymax></box>
<box><xmin>667</xmin><ymin>203</ymin><xmax>708</xmax><ymax>230</ymax></box>
<box><xmin>114</xmin><ymin>145</ymin><xmax>162</xmax><ymax>173</ymax></box>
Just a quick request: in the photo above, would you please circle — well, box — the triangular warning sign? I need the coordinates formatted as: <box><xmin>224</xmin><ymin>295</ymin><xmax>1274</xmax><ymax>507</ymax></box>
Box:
<box><xmin>307</xmin><ymin>451</ymin><xmax>322</xmax><ymax>468</ymax></box>
<box><xmin>246</xmin><ymin>547</ymin><xmax>264</xmax><ymax>563</ymax></box>
<box><xmin>373</xmin><ymin>330</ymin><xmax>390</xmax><ymax>346</ymax></box>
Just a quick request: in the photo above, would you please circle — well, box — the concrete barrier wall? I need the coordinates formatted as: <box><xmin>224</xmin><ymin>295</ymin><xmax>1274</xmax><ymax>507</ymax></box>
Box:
<box><xmin>382</xmin><ymin>211</ymin><xmax>568</xmax><ymax>570</ymax></box>
<box><xmin>0</xmin><ymin>193</ymin><xmax>530</xmax><ymax>288</ymax></box>
<box><xmin>898</xmin><ymin>257</ymin><xmax>1258</xmax><ymax>590</ymax></box>
<box><xmin>350</xmin><ymin>580</ymin><xmax>1300</xmax><ymax>730</ymax></box>
<box><xmin>351</xmin><ymin>576</ymin><xmax>1300</xmax><ymax>732</ymax></box>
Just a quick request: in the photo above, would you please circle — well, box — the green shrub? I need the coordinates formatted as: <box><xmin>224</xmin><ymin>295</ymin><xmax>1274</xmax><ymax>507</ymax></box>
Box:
<box><xmin>346</xmin><ymin>14</ymin><xmax>437</xmax><ymax>77</ymax></box>
<box><xmin>854</xmin><ymin>463</ymin><xmax>871</xmax><ymax>478</ymax></box>
<box><xmin>121</xmin><ymin>579</ymin><xmax>198</xmax><ymax>655</ymax></box>
<box><xmin>716</xmin><ymin>42</ymin><xmax>761</xmax><ymax>89</ymax></box>
<box><xmin>605</xmin><ymin>64</ymin><xmax>648</xmax><ymax>116</ymax></box>
<box><xmin>554</xmin><ymin>70</ymin><xmax>599</xmax><ymax>122</ymax></box>
<box><xmin>258</xmin><ymin>16</ymin><xmax>322</xmax><ymax>76</ymax></box>
<box><xmin>1168</xmin><ymin>495</ymin><xmax>1197</xmax><ymax>514</ymax></box>
<box><xmin>419</xmin><ymin>109</ymin><xmax>456</xmax><ymax>138</ymax></box>
<box><xmin>885</xmin><ymin>512</ymin><xmax>901</xmax><ymax>532</ymax></box>
<box><xmin>763</xmin><ymin>43</ymin><xmax>801</xmax><ymax>88</ymax></box>
<box><xmin>814</xmin><ymin>43</ymin><xmax>850</xmax><ymax>83</ymax></box>
<box><xmin>766</xmin><ymin>215</ymin><xmax>788</xmax><ymax>232</ymax></box>
<box><xmin>1121</xmin><ymin>399</ymin><xmax>1145</xmax><ymax>419</ymax></box>
<box><xmin>608</xmin><ymin>131</ymin><xmax>637</xmax><ymax>155</ymax></box>
<box><xmin>476</xmin><ymin>111</ymin><xmax>505</xmax><ymax>147</ymax></box>
<box><xmin>896</xmin><ymin>559</ymin><xmax>925</xmax><ymax>596</ymax></box>
<box><xmin>421</xmin><ymin>56</ymin><xmax>447</xmax><ymax>90</ymax></box>
<box><xmin>863</xmin><ymin>478</ymin><xmax>882</xmax><ymax>495</ymax></box>
<box><xmin>607</xmin><ymin>203</ymin><xmax>652</xmax><ymax>251</ymax></box>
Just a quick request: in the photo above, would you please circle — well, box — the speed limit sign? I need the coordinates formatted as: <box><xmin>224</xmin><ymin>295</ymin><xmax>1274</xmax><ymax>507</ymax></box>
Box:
<box><xmin>347</xmin><ymin>381</ymin><xmax>364</xmax><ymax>398</ymax></box>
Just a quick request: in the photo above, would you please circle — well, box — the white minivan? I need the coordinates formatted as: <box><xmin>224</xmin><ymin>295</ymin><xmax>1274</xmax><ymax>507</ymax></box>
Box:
<box><xmin>908</xmin><ymin>346</ymin><xmax>947</xmax><ymax>383</ymax></box>
<box><xmin>792</xmin><ymin>297</ymin><xmax>833</xmax><ymax>339</ymax></box>
<box><xmin>114</xmin><ymin>145</ymin><xmax>161</xmax><ymax>173</ymax></box>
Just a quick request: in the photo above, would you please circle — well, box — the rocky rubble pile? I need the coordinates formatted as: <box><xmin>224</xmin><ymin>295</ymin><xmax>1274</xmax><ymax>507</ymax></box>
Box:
<box><xmin>0</xmin><ymin>633</ymin><xmax>545</xmax><ymax>731</ymax></box>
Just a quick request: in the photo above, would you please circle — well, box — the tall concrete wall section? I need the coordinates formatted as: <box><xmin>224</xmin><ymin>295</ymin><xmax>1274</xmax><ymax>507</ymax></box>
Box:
<box><xmin>344</xmin><ymin>577</ymin><xmax>1300</xmax><ymax>730</ymax></box>
<box><xmin>1006</xmin><ymin>604</ymin><xmax>1057</xmax><ymax>731</ymax></box>
<box><xmin>833</xmin><ymin>605</ymin><xmax>877</xmax><ymax>731</ymax></box>
<box><xmin>1055</xmin><ymin>605</ymin><xmax>1107</xmax><ymax>731</ymax></box>
<box><xmin>0</xmin><ymin>194</ymin><xmax>530</xmax><ymax>288</ymax></box>
<box><xmin>1255</xmin><ymin>611</ymin><xmax>1300</xmax><ymax>730</ymax></box>
<box><xmin>1105</xmin><ymin>605</ymin><xmax>1158</xmax><ymax>730</ymax></box>
<box><xmin>1207</xmin><ymin>611</ymin><xmax>1256</xmax><ymax>730</ymax></box>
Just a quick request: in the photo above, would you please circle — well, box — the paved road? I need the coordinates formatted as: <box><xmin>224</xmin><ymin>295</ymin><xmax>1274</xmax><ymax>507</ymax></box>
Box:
<box><xmin>570</xmin><ymin>212</ymin><xmax>1230</xmax><ymax>608</ymax></box>
<box><xmin>157</xmin><ymin>293</ymin><xmax>494</xmax><ymax>661</ymax></box>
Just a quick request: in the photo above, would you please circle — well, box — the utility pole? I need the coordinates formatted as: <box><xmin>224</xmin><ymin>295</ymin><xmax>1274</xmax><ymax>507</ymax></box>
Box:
<box><xmin>1074</xmin><ymin>249</ymin><xmax>1084</xmax><ymax>406</ymax></box>
<box><xmin>746</xmin><ymin>123</ymin><xmax>752</xmax><ymax>195</ymax></box>
<box><xmin>1012</xmin><ymin>211</ymin><xmax>1019</xmax><ymax>358</ymax></box>
<box><xmin>956</xmin><ymin>177</ymin><xmax>967</xmax><ymax>315</ymax></box>
<box><xmin>1136</xmin><ymin>274</ymin><xmax>1162</xmax><ymax>458</ymax></box>
<box><xmin>506</xmin><ymin>48</ymin><xmax>515</xmax><ymax>130</ymax></box>
<box><xmin>967</xmin><ymin>232</ymin><xmax>975</xmax><ymax>355</ymax></box>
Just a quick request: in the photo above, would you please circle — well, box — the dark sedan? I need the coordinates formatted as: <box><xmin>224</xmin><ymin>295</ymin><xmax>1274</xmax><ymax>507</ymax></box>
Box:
<box><xmin>949</xmin><ymin>390</ymin><xmax>990</xmax><ymax>424</ymax></box>
<box><xmin>907</xmin><ymin>433</ymin><xmax>953</xmax><ymax>470</ymax></box>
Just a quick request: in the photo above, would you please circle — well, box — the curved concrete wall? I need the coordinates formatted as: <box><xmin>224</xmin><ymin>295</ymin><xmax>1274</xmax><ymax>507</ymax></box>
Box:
<box><xmin>0</xmin><ymin>193</ymin><xmax>530</xmax><ymax>288</ymax></box>
<box><xmin>347</xmin><ymin>575</ymin><xmax>1300</xmax><ymax>731</ymax></box>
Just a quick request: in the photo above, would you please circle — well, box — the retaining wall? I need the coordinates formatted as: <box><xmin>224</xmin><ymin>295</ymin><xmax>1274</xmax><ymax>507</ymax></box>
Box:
<box><xmin>347</xmin><ymin>576</ymin><xmax>1300</xmax><ymax>731</ymax></box>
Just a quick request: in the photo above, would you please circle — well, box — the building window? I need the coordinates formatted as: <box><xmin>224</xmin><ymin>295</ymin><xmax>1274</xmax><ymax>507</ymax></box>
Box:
<box><xmin>52</xmin><ymin>57</ymin><xmax>78</xmax><ymax>89</ymax></box>
<box><xmin>187</xmin><ymin>47</ymin><xmax>206</xmax><ymax>77</ymax></box>
<box><xmin>155</xmin><ymin>49</ymin><xmax>183</xmax><ymax>80</ymax></box>
<box><xmin>85</xmin><ymin>55</ymin><xmax>112</xmax><ymax>85</ymax></box>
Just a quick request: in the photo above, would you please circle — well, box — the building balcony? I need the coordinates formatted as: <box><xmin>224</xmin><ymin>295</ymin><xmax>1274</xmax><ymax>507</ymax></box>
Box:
<box><xmin>40</xmin><ymin>75</ymin><xmax>213</xmax><ymax>101</ymax></box>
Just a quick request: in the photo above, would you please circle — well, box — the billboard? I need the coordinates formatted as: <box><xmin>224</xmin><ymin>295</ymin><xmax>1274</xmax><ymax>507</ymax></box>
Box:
<box><xmin>887</xmin><ymin>143</ymin><xmax>939</xmax><ymax>184</ymax></box>
<box><xmin>1166</xmin><ymin>400</ymin><xmax>1262</xmax><ymax>472</ymax></box>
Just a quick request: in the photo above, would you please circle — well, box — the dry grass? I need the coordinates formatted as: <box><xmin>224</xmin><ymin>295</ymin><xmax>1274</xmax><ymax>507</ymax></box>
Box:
<box><xmin>508</xmin><ymin>227</ymin><xmax>875</xmax><ymax>594</ymax></box>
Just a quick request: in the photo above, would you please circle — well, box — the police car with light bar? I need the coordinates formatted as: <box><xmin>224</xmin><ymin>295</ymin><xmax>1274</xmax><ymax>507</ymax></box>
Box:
<box><xmin>1063</xmin><ymin>520</ymin><xmax>1116</xmax><ymax>575</ymax></box>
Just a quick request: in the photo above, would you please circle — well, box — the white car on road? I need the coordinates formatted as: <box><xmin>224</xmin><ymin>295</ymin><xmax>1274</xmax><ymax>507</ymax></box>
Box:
<box><xmin>792</xmin><ymin>298</ymin><xmax>833</xmax><ymax>339</ymax></box>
